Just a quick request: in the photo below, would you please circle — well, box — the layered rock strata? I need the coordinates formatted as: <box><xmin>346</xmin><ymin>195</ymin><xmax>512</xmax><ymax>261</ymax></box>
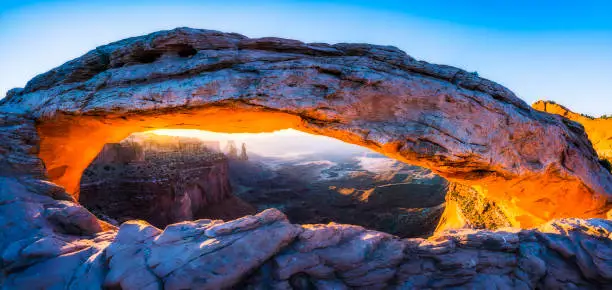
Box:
<box><xmin>80</xmin><ymin>140</ymin><xmax>248</xmax><ymax>227</ymax></box>
<box><xmin>0</xmin><ymin>28</ymin><xmax>611</xmax><ymax>288</ymax></box>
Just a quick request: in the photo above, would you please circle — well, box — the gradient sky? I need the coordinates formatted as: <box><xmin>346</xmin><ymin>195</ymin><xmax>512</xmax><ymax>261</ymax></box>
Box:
<box><xmin>1</xmin><ymin>0</ymin><xmax>611</xmax><ymax>115</ymax></box>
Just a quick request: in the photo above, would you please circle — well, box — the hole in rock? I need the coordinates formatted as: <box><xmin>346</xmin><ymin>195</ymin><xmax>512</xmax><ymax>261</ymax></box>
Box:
<box><xmin>78</xmin><ymin>129</ymin><xmax>449</xmax><ymax>237</ymax></box>
<box><xmin>174</xmin><ymin>44</ymin><xmax>198</xmax><ymax>57</ymax></box>
<box><xmin>133</xmin><ymin>50</ymin><xmax>163</xmax><ymax>64</ymax></box>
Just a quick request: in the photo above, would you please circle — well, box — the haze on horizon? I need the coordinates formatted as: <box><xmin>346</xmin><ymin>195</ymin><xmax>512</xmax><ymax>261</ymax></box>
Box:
<box><xmin>1</xmin><ymin>0</ymin><xmax>611</xmax><ymax>116</ymax></box>
<box><xmin>149</xmin><ymin>129</ymin><xmax>372</xmax><ymax>159</ymax></box>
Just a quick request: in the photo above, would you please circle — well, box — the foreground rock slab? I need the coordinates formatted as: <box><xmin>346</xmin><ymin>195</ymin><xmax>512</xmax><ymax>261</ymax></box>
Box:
<box><xmin>2</xmin><ymin>202</ymin><xmax>612</xmax><ymax>289</ymax></box>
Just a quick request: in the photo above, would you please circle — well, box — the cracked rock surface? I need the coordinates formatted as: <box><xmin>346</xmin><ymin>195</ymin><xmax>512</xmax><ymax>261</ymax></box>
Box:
<box><xmin>1</xmin><ymin>28</ymin><xmax>612</xmax><ymax>288</ymax></box>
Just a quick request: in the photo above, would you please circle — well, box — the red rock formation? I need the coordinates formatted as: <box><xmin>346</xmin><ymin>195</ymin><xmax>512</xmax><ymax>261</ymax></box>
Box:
<box><xmin>439</xmin><ymin>101</ymin><xmax>612</xmax><ymax>232</ymax></box>
<box><xmin>0</xmin><ymin>28</ymin><xmax>611</xmax><ymax>288</ymax></box>
<box><xmin>79</xmin><ymin>139</ymin><xmax>253</xmax><ymax>227</ymax></box>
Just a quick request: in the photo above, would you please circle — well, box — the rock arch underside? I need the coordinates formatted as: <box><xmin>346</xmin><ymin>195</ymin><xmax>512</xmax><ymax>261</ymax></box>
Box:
<box><xmin>1</xmin><ymin>28</ymin><xmax>611</xmax><ymax>289</ymax></box>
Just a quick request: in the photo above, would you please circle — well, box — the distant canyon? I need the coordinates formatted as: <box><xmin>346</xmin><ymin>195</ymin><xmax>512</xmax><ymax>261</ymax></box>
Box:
<box><xmin>79</xmin><ymin>131</ymin><xmax>449</xmax><ymax>238</ymax></box>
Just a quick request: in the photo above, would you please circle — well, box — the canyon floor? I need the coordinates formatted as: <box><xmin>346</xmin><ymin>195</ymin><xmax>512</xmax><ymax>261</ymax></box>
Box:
<box><xmin>229</xmin><ymin>152</ymin><xmax>447</xmax><ymax>238</ymax></box>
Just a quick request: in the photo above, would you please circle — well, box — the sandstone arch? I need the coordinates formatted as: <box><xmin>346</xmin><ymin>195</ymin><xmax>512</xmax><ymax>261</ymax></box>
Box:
<box><xmin>1</xmin><ymin>27</ymin><xmax>612</xmax><ymax>289</ymax></box>
<box><xmin>2</xmin><ymin>28</ymin><xmax>610</xmax><ymax>228</ymax></box>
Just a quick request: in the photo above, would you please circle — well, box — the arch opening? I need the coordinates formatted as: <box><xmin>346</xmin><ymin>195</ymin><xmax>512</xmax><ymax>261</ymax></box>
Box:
<box><xmin>34</xmin><ymin>101</ymin><xmax>608</xmax><ymax>232</ymax></box>
<box><xmin>77</xmin><ymin>128</ymin><xmax>451</xmax><ymax>237</ymax></box>
<box><xmin>22</xmin><ymin>28</ymin><xmax>610</xmax><ymax>232</ymax></box>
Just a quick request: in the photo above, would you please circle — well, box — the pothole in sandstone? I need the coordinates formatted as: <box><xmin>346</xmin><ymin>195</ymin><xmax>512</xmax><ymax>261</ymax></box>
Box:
<box><xmin>78</xmin><ymin>129</ymin><xmax>449</xmax><ymax>238</ymax></box>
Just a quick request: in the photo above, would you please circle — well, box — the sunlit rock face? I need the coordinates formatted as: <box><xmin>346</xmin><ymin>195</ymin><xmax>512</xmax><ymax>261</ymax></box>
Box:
<box><xmin>436</xmin><ymin>182</ymin><xmax>513</xmax><ymax>232</ymax></box>
<box><xmin>436</xmin><ymin>101</ymin><xmax>612</xmax><ymax>232</ymax></box>
<box><xmin>533</xmin><ymin>100</ymin><xmax>612</xmax><ymax>165</ymax></box>
<box><xmin>0</xmin><ymin>28</ymin><xmax>612</xmax><ymax>288</ymax></box>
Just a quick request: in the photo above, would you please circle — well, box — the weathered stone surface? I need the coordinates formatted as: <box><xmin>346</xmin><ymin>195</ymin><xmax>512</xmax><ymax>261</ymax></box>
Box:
<box><xmin>1</xmin><ymin>28</ymin><xmax>610</xmax><ymax>227</ymax></box>
<box><xmin>1</xmin><ymin>170</ymin><xmax>612</xmax><ymax>288</ymax></box>
<box><xmin>0</xmin><ymin>28</ymin><xmax>612</xmax><ymax>288</ymax></box>
<box><xmin>437</xmin><ymin>99</ymin><xmax>612</xmax><ymax>233</ymax></box>
<box><xmin>1</xmin><ymin>208</ymin><xmax>301</xmax><ymax>289</ymax></box>
<box><xmin>241</xmin><ymin>217</ymin><xmax>612</xmax><ymax>289</ymax></box>
<box><xmin>533</xmin><ymin>100</ymin><xmax>612</xmax><ymax>165</ymax></box>
<box><xmin>436</xmin><ymin>182</ymin><xmax>513</xmax><ymax>232</ymax></box>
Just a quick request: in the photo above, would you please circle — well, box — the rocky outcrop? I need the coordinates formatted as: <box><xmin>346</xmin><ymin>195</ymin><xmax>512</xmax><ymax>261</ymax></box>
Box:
<box><xmin>1</xmin><ymin>28</ymin><xmax>612</xmax><ymax>288</ymax></box>
<box><xmin>1</xmin><ymin>28</ymin><xmax>610</xmax><ymax>227</ymax></box>
<box><xmin>436</xmin><ymin>183</ymin><xmax>512</xmax><ymax>232</ymax></box>
<box><xmin>2</xmin><ymin>200</ymin><xmax>612</xmax><ymax>289</ymax></box>
<box><xmin>533</xmin><ymin>100</ymin><xmax>612</xmax><ymax>164</ymax></box>
<box><xmin>244</xmin><ymin>215</ymin><xmax>612</xmax><ymax>289</ymax></box>
<box><xmin>79</xmin><ymin>138</ymin><xmax>254</xmax><ymax>227</ymax></box>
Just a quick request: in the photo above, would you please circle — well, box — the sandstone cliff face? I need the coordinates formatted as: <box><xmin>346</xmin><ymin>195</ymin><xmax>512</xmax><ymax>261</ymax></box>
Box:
<box><xmin>436</xmin><ymin>100</ymin><xmax>612</xmax><ymax>233</ymax></box>
<box><xmin>533</xmin><ymin>100</ymin><xmax>612</xmax><ymax>164</ymax></box>
<box><xmin>436</xmin><ymin>103</ymin><xmax>612</xmax><ymax>233</ymax></box>
<box><xmin>79</xmin><ymin>141</ymin><xmax>246</xmax><ymax>227</ymax></box>
<box><xmin>0</xmin><ymin>28</ymin><xmax>611</xmax><ymax>288</ymax></box>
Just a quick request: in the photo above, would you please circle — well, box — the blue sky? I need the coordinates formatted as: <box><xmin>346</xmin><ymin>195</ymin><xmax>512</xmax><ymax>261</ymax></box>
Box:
<box><xmin>1</xmin><ymin>0</ymin><xmax>611</xmax><ymax>115</ymax></box>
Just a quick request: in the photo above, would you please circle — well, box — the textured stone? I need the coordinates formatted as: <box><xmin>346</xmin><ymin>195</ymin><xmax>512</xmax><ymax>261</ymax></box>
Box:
<box><xmin>436</xmin><ymin>182</ymin><xmax>513</xmax><ymax>232</ymax></box>
<box><xmin>79</xmin><ymin>134</ymin><xmax>254</xmax><ymax>227</ymax></box>
<box><xmin>0</xmin><ymin>27</ymin><xmax>611</xmax><ymax>289</ymax></box>
<box><xmin>0</xmin><ymin>27</ymin><xmax>609</xmax><ymax>227</ymax></box>
<box><xmin>533</xmin><ymin>100</ymin><xmax>612</xmax><ymax>167</ymax></box>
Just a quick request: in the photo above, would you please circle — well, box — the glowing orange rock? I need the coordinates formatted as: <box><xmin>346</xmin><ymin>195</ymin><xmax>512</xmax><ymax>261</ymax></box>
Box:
<box><xmin>533</xmin><ymin>100</ymin><xmax>612</xmax><ymax>162</ymax></box>
<box><xmin>1</xmin><ymin>28</ymin><xmax>609</xmax><ymax>228</ymax></box>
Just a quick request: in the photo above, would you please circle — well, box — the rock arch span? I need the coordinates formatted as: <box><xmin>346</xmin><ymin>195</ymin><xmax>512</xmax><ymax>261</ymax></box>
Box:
<box><xmin>0</xmin><ymin>27</ymin><xmax>612</xmax><ymax>288</ymax></box>
<box><xmin>2</xmin><ymin>27</ymin><xmax>609</xmax><ymax>227</ymax></box>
